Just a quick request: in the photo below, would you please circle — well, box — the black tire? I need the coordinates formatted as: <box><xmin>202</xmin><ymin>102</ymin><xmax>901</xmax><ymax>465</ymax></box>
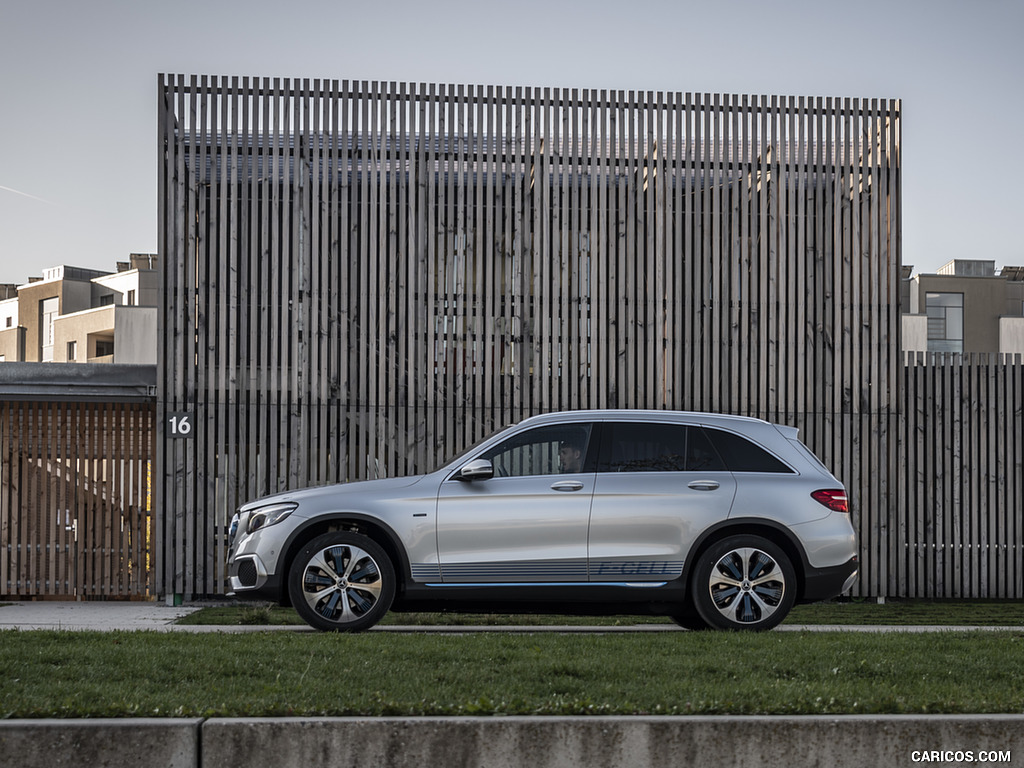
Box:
<box><xmin>669</xmin><ymin>609</ymin><xmax>710</xmax><ymax>631</ymax></box>
<box><xmin>288</xmin><ymin>531</ymin><xmax>395</xmax><ymax>632</ymax></box>
<box><xmin>691</xmin><ymin>535</ymin><xmax>796</xmax><ymax>631</ymax></box>
<box><xmin>669</xmin><ymin>595</ymin><xmax>710</xmax><ymax>630</ymax></box>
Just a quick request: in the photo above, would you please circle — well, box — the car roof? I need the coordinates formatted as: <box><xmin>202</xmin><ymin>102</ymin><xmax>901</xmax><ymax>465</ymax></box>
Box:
<box><xmin>518</xmin><ymin>410</ymin><xmax>776</xmax><ymax>428</ymax></box>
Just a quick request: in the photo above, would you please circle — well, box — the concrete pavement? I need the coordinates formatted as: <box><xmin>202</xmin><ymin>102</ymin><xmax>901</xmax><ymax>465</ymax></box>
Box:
<box><xmin>1</xmin><ymin>600</ymin><xmax>1022</xmax><ymax>632</ymax></box>
<box><xmin>0</xmin><ymin>600</ymin><xmax>200</xmax><ymax>631</ymax></box>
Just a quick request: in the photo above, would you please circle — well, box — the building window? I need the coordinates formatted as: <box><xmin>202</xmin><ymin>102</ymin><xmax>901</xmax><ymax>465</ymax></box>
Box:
<box><xmin>95</xmin><ymin>339</ymin><xmax>115</xmax><ymax>358</ymax></box>
<box><xmin>99</xmin><ymin>294</ymin><xmax>115</xmax><ymax>306</ymax></box>
<box><xmin>40</xmin><ymin>296</ymin><xmax>58</xmax><ymax>362</ymax></box>
<box><xmin>127</xmin><ymin>290</ymin><xmax>136</xmax><ymax>306</ymax></box>
<box><xmin>4</xmin><ymin>317</ymin><xmax>11</xmax><ymax>328</ymax></box>
<box><xmin>67</xmin><ymin>340</ymin><xmax>77</xmax><ymax>362</ymax></box>
<box><xmin>926</xmin><ymin>292</ymin><xmax>963</xmax><ymax>353</ymax></box>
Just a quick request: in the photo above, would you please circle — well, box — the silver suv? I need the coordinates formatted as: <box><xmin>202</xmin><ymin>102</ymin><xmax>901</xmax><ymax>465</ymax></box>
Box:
<box><xmin>227</xmin><ymin>411</ymin><xmax>858</xmax><ymax>631</ymax></box>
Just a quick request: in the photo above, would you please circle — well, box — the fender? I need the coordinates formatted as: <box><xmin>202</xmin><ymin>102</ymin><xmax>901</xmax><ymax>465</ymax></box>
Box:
<box><xmin>681</xmin><ymin>516</ymin><xmax>812</xmax><ymax>597</ymax></box>
<box><xmin>274</xmin><ymin>511</ymin><xmax>414</xmax><ymax>594</ymax></box>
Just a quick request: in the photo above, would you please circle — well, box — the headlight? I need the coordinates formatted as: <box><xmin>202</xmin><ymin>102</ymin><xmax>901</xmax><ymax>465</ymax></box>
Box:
<box><xmin>246</xmin><ymin>502</ymin><xmax>297</xmax><ymax>534</ymax></box>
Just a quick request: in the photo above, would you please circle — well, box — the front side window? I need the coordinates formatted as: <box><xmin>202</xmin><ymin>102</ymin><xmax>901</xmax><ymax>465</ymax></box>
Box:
<box><xmin>598</xmin><ymin>422</ymin><xmax>726</xmax><ymax>473</ymax></box>
<box><xmin>482</xmin><ymin>423</ymin><xmax>594</xmax><ymax>477</ymax></box>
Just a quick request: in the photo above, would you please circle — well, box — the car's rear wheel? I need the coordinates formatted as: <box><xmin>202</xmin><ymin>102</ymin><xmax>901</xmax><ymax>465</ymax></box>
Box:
<box><xmin>288</xmin><ymin>532</ymin><xmax>395</xmax><ymax>632</ymax></box>
<box><xmin>691</xmin><ymin>535</ymin><xmax>795</xmax><ymax>631</ymax></box>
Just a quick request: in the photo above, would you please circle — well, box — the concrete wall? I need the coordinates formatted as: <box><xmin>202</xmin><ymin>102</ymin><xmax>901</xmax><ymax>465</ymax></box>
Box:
<box><xmin>92</xmin><ymin>268</ymin><xmax>159</xmax><ymax>307</ymax></box>
<box><xmin>53</xmin><ymin>304</ymin><xmax>115</xmax><ymax>362</ymax></box>
<box><xmin>15</xmin><ymin>280</ymin><xmax>60</xmax><ymax>362</ymax></box>
<box><xmin>0</xmin><ymin>719</ymin><xmax>200</xmax><ymax>768</ymax></box>
<box><xmin>0</xmin><ymin>326</ymin><xmax>25</xmax><ymax>361</ymax></box>
<box><xmin>914</xmin><ymin>274</ymin><xmax>1008</xmax><ymax>354</ymax></box>
<box><xmin>114</xmin><ymin>305</ymin><xmax>157</xmax><ymax>364</ymax></box>
<box><xmin>52</xmin><ymin>305</ymin><xmax>157</xmax><ymax>364</ymax></box>
<box><xmin>2</xmin><ymin>716</ymin><xmax>1022</xmax><ymax>768</ymax></box>
<box><xmin>1000</xmin><ymin>317</ymin><xmax>1024</xmax><ymax>356</ymax></box>
<box><xmin>902</xmin><ymin>314</ymin><xmax>929</xmax><ymax>353</ymax></box>
<box><xmin>0</xmin><ymin>296</ymin><xmax>17</xmax><ymax>329</ymax></box>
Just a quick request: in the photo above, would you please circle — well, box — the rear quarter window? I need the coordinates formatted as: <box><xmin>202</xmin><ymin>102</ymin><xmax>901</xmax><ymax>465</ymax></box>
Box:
<box><xmin>703</xmin><ymin>428</ymin><xmax>794</xmax><ymax>473</ymax></box>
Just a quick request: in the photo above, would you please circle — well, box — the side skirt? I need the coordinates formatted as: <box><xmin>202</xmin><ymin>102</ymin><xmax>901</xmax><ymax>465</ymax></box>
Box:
<box><xmin>393</xmin><ymin>580</ymin><xmax>689</xmax><ymax>616</ymax></box>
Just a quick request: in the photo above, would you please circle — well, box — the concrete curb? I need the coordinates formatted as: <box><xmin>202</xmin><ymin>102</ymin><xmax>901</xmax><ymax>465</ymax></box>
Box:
<box><xmin>0</xmin><ymin>718</ymin><xmax>201</xmax><ymax>768</ymax></box>
<box><xmin>3</xmin><ymin>716</ymin><xmax>1022</xmax><ymax>768</ymax></box>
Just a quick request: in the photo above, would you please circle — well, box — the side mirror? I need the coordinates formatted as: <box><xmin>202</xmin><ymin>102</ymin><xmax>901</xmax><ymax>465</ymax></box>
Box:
<box><xmin>456</xmin><ymin>459</ymin><xmax>494</xmax><ymax>481</ymax></box>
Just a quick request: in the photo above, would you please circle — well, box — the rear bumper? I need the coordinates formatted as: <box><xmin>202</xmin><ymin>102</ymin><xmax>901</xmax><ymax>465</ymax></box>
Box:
<box><xmin>800</xmin><ymin>556</ymin><xmax>859</xmax><ymax>602</ymax></box>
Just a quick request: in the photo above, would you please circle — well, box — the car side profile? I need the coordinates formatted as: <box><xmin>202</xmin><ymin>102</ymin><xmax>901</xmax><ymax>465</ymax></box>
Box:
<box><xmin>226</xmin><ymin>411</ymin><xmax>858</xmax><ymax>631</ymax></box>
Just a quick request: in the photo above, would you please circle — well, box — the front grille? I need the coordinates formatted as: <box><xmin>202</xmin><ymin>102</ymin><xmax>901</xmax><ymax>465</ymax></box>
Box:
<box><xmin>237</xmin><ymin>559</ymin><xmax>258</xmax><ymax>588</ymax></box>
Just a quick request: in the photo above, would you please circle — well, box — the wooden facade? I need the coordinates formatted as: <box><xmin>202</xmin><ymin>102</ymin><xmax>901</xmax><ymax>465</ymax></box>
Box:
<box><xmin>158</xmin><ymin>75</ymin><xmax>907</xmax><ymax>597</ymax></box>
<box><xmin>899</xmin><ymin>352</ymin><xmax>1024</xmax><ymax>598</ymax></box>
<box><xmin>0</xmin><ymin>400</ymin><xmax>154</xmax><ymax>598</ymax></box>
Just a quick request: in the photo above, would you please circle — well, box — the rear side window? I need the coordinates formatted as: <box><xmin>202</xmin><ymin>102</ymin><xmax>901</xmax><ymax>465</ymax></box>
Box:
<box><xmin>704</xmin><ymin>428</ymin><xmax>793</xmax><ymax>473</ymax></box>
<box><xmin>598</xmin><ymin>422</ymin><xmax>727</xmax><ymax>472</ymax></box>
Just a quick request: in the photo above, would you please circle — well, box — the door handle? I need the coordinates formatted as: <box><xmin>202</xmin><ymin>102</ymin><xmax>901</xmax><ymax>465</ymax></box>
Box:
<box><xmin>551</xmin><ymin>481</ymin><xmax>585</xmax><ymax>492</ymax></box>
<box><xmin>687</xmin><ymin>480</ymin><xmax>720</xmax><ymax>492</ymax></box>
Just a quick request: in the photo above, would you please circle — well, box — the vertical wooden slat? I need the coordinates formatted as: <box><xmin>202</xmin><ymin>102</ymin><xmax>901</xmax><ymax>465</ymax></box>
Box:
<box><xmin>10</xmin><ymin>404</ymin><xmax>23</xmax><ymax>595</ymax></box>
<box><xmin>44</xmin><ymin>402</ymin><xmax>56</xmax><ymax>594</ymax></box>
<box><xmin>22</xmin><ymin>402</ymin><xmax>35</xmax><ymax>595</ymax></box>
<box><xmin>0</xmin><ymin>404</ymin><xmax>9</xmax><ymax>593</ymax></box>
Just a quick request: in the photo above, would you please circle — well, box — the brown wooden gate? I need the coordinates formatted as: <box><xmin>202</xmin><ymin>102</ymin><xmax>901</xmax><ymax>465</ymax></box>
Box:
<box><xmin>0</xmin><ymin>400</ymin><xmax>154</xmax><ymax>598</ymax></box>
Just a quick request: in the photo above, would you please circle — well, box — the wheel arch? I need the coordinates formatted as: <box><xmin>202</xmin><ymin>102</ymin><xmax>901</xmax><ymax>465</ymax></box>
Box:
<box><xmin>682</xmin><ymin>517</ymin><xmax>811</xmax><ymax>602</ymax></box>
<box><xmin>274</xmin><ymin>513</ymin><xmax>411</xmax><ymax>606</ymax></box>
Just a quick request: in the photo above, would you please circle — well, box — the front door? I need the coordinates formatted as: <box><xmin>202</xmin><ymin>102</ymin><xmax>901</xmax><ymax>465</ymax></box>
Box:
<box><xmin>436</xmin><ymin>423</ymin><xmax>596</xmax><ymax>583</ymax></box>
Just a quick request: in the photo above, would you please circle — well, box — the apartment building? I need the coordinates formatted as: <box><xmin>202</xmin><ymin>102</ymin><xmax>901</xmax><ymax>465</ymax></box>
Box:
<box><xmin>902</xmin><ymin>259</ymin><xmax>1024</xmax><ymax>355</ymax></box>
<box><xmin>0</xmin><ymin>254</ymin><xmax>158</xmax><ymax>364</ymax></box>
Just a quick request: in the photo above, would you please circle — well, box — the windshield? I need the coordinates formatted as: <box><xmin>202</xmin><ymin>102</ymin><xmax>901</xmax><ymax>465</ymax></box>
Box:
<box><xmin>428</xmin><ymin>422</ymin><xmax>518</xmax><ymax>474</ymax></box>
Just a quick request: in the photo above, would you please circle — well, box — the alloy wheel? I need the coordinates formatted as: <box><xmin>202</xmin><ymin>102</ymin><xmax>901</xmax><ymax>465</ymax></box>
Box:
<box><xmin>300</xmin><ymin>544</ymin><xmax>384</xmax><ymax>624</ymax></box>
<box><xmin>707</xmin><ymin>546</ymin><xmax>786</xmax><ymax>625</ymax></box>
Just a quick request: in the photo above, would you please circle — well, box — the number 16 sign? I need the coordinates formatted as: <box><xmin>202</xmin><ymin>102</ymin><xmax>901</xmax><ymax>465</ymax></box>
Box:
<box><xmin>167</xmin><ymin>412</ymin><xmax>194</xmax><ymax>438</ymax></box>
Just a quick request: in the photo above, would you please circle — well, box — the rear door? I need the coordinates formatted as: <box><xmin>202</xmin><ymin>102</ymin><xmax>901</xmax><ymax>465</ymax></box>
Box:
<box><xmin>588</xmin><ymin>420</ymin><xmax>736</xmax><ymax>581</ymax></box>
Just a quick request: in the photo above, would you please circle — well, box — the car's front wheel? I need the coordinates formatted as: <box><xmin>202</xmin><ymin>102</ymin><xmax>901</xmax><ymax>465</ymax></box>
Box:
<box><xmin>691</xmin><ymin>535</ymin><xmax>795</xmax><ymax>631</ymax></box>
<box><xmin>669</xmin><ymin>596</ymin><xmax>709</xmax><ymax>630</ymax></box>
<box><xmin>288</xmin><ymin>532</ymin><xmax>395</xmax><ymax>632</ymax></box>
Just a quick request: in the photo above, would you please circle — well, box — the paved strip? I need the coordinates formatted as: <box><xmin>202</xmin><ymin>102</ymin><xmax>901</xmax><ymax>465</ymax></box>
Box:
<box><xmin>375</xmin><ymin>623</ymin><xmax>1024</xmax><ymax>633</ymax></box>
<box><xmin>0</xmin><ymin>603</ymin><xmax>1020</xmax><ymax>633</ymax></box>
<box><xmin>0</xmin><ymin>601</ymin><xmax>199</xmax><ymax>631</ymax></box>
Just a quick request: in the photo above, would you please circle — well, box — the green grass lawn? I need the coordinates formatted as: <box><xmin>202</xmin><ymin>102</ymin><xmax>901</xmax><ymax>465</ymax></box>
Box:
<box><xmin>2</xmin><ymin>629</ymin><xmax>1024</xmax><ymax>718</ymax></box>
<box><xmin>175</xmin><ymin>598</ymin><xmax>1024</xmax><ymax>627</ymax></box>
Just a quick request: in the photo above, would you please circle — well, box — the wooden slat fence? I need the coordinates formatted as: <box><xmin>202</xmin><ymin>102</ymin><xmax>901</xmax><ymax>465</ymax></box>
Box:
<box><xmin>898</xmin><ymin>353</ymin><xmax>1024</xmax><ymax>598</ymax></box>
<box><xmin>158</xmin><ymin>75</ymin><xmax>902</xmax><ymax>598</ymax></box>
<box><xmin>0</xmin><ymin>401</ymin><xmax>154</xmax><ymax>598</ymax></box>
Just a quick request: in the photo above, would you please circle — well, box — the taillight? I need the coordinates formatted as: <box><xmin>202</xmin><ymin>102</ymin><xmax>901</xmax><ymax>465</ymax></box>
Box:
<box><xmin>811</xmin><ymin>489</ymin><xmax>848</xmax><ymax>513</ymax></box>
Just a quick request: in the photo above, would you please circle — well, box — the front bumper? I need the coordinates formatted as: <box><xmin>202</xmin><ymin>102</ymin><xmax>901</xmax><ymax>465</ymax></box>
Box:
<box><xmin>227</xmin><ymin>553</ymin><xmax>285</xmax><ymax>600</ymax></box>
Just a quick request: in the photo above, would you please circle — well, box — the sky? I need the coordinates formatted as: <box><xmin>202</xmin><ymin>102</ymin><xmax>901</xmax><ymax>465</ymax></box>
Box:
<box><xmin>1</xmin><ymin>0</ymin><xmax>1022</xmax><ymax>284</ymax></box>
